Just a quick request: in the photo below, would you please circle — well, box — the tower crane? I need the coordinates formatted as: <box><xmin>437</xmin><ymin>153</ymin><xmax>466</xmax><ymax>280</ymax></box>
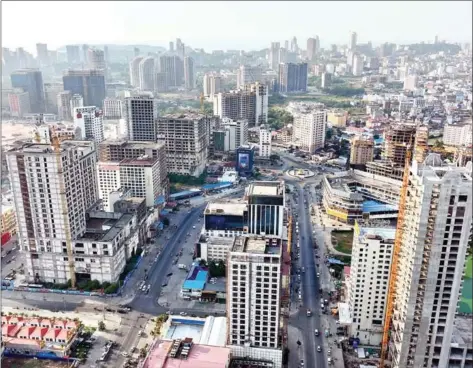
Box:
<box><xmin>51</xmin><ymin>131</ymin><xmax>76</xmax><ymax>289</ymax></box>
<box><xmin>200</xmin><ymin>92</ymin><xmax>205</xmax><ymax>113</ymax></box>
<box><xmin>379</xmin><ymin>137</ymin><xmax>413</xmax><ymax>368</ymax></box>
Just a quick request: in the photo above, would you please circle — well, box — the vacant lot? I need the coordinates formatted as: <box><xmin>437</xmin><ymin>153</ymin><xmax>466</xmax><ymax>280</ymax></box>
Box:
<box><xmin>459</xmin><ymin>256</ymin><xmax>473</xmax><ymax>314</ymax></box>
<box><xmin>332</xmin><ymin>230</ymin><xmax>354</xmax><ymax>254</ymax></box>
<box><xmin>1</xmin><ymin>358</ymin><xmax>70</xmax><ymax>368</ymax></box>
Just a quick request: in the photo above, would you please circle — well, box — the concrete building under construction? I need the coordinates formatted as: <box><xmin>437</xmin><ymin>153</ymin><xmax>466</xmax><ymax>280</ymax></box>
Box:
<box><xmin>383</xmin><ymin>123</ymin><xmax>417</xmax><ymax>167</ymax></box>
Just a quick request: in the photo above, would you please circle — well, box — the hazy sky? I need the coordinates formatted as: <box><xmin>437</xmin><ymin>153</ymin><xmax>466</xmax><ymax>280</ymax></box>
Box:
<box><xmin>3</xmin><ymin>1</ymin><xmax>472</xmax><ymax>53</ymax></box>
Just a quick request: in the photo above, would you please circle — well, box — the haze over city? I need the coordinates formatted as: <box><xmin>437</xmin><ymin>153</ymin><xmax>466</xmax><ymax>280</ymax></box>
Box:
<box><xmin>2</xmin><ymin>1</ymin><xmax>472</xmax><ymax>51</ymax></box>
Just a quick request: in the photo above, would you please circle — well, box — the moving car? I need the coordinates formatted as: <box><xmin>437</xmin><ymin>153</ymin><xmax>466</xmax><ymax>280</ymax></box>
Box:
<box><xmin>314</xmin><ymin>329</ymin><xmax>319</xmax><ymax>336</ymax></box>
<box><xmin>317</xmin><ymin>346</ymin><xmax>322</xmax><ymax>352</ymax></box>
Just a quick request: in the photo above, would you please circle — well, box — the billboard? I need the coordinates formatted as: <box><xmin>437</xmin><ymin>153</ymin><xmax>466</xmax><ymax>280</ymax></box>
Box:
<box><xmin>238</xmin><ymin>153</ymin><xmax>250</xmax><ymax>169</ymax></box>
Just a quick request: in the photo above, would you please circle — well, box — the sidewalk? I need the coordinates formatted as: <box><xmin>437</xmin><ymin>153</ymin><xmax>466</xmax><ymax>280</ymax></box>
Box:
<box><xmin>288</xmin><ymin>325</ymin><xmax>305</xmax><ymax>368</ymax></box>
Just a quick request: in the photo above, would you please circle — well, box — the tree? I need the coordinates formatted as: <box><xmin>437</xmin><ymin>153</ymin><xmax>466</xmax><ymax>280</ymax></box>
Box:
<box><xmin>325</xmin><ymin>129</ymin><xmax>333</xmax><ymax>140</ymax></box>
<box><xmin>209</xmin><ymin>260</ymin><xmax>226</xmax><ymax>277</ymax></box>
<box><xmin>98</xmin><ymin>321</ymin><xmax>105</xmax><ymax>331</ymax></box>
<box><xmin>373</xmin><ymin>134</ymin><xmax>380</xmax><ymax>139</ymax></box>
<box><xmin>162</xmin><ymin>218</ymin><xmax>170</xmax><ymax>227</ymax></box>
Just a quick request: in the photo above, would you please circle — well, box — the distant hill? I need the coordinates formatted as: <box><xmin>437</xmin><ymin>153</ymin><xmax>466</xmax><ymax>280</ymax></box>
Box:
<box><xmin>57</xmin><ymin>44</ymin><xmax>166</xmax><ymax>53</ymax></box>
<box><xmin>407</xmin><ymin>43</ymin><xmax>462</xmax><ymax>55</ymax></box>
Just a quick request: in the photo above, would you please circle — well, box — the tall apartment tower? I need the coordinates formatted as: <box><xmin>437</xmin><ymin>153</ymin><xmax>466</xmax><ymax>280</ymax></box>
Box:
<box><xmin>138</xmin><ymin>57</ymin><xmax>156</xmax><ymax>91</ymax></box>
<box><xmin>246</xmin><ymin>181</ymin><xmax>285</xmax><ymax>238</ymax></box>
<box><xmin>307</xmin><ymin>38</ymin><xmax>317</xmax><ymax>62</ymax></box>
<box><xmin>214</xmin><ymin>83</ymin><xmax>268</xmax><ymax>126</ymax></box>
<box><xmin>348</xmin><ymin>220</ymin><xmax>396</xmax><ymax>345</ymax></box>
<box><xmin>156</xmin><ymin>113</ymin><xmax>209</xmax><ymax>177</ymax></box>
<box><xmin>158</xmin><ymin>55</ymin><xmax>184</xmax><ymax>88</ymax></box>
<box><xmin>269</xmin><ymin>42</ymin><xmax>281</xmax><ymax>71</ymax></box>
<box><xmin>88</xmin><ymin>48</ymin><xmax>106</xmax><ymax>71</ymax></box>
<box><xmin>63</xmin><ymin>69</ymin><xmax>106</xmax><ymax>108</ymax></box>
<box><xmin>352</xmin><ymin>54</ymin><xmax>363</xmax><ymax>76</ymax></box>
<box><xmin>184</xmin><ymin>56</ymin><xmax>195</xmax><ymax>90</ymax></box>
<box><xmin>103</xmin><ymin>98</ymin><xmax>123</xmax><ymax>119</ymax></box>
<box><xmin>73</xmin><ymin>106</ymin><xmax>105</xmax><ymax>143</ymax></box>
<box><xmin>66</xmin><ymin>45</ymin><xmax>81</xmax><ymax>64</ymax></box>
<box><xmin>293</xmin><ymin>110</ymin><xmax>327</xmax><ymax>153</ymax></box>
<box><xmin>203</xmin><ymin>74</ymin><xmax>222</xmax><ymax>99</ymax></box>
<box><xmin>237</xmin><ymin>65</ymin><xmax>263</xmax><ymax>89</ymax></box>
<box><xmin>124</xmin><ymin>95</ymin><xmax>158</xmax><ymax>142</ymax></box>
<box><xmin>36</xmin><ymin>43</ymin><xmax>49</xmax><ymax>67</ymax></box>
<box><xmin>391</xmin><ymin>156</ymin><xmax>472</xmax><ymax>368</ymax></box>
<box><xmin>69</xmin><ymin>94</ymin><xmax>84</xmax><ymax>119</ymax></box>
<box><xmin>383</xmin><ymin>123</ymin><xmax>417</xmax><ymax>167</ymax></box>
<box><xmin>129</xmin><ymin>56</ymin><xmax>144</xmax><ymax>88</ymax></box>
<box><xmin>227</xmin><ymin>236</ymin><xmax>283</xmax><ymax>353</ymax></box>
<box><xmin>259</xmin><ymin>127</ymin><xmax>272</xmax><ymax>158</ymax></box>
<box><xmin>349</xmin><ymin>31</ymin><xmax>357</xmax><ymax>51</ymax></box>
<box><xmin>11</xmin><ymin>69</ymin><xmax>45</xmax><ymax>113</ymax></box>
<box><xmin>57</xmin><ymin>91</ymin><xmax>72</xmax><ymax>121</ymax></box>
<box><xmin>350</xmin><ymin>136</ymin><xmax>374</xmax><ymax>166</ymax></box>
<box><xmin>6</xmin><ymin>141</ymin><xmax>99</xmax><ymax>283</ymax></box>
<box><xmin>278</xmin><ymin>63</ymin><xmax>308</xmax><ymax>93</ymax></box>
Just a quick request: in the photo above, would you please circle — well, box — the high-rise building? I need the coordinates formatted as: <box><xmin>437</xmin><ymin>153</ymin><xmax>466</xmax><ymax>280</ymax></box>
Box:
<box><xmin>96</xmin><ymin>162</ymin><xmax>121</xmax><ymax>211</ymax></box>
<box><xmin>158</xmin><ymin>55</ymin><xmax>184</xmax><ymax>88</ymax></box>
<box><xmin>293</xmin><ymin>109</ymin><xmax>327</xmax><ymax>152</ymax></box>
<box><xmin>349</xmin><ymin>31</ymin><xmax>357</xmax><ymax>51</ymax></box>
<box><xmin>443</xmin><ymin>121</ymin><xmax>473</xmax><ymax>147</ymax></box>
<box><xmin>290</xmin><ymin>36</ymin><xmax>298</xmax><ymax>53</ymax></box>
<box><xmin>81</xmin><ymin>44</ymin><xmax>89</xmax><ymax>64</ymax></box>
<box><xmin>321</xmin><ymin>72</ymin><xmax>332</xmax><ymax>88</ymax></box>
<box><xmin>138</xmin><ymin>57</ymin><xmax>156</xmax><ymax>91</ymax></box>
<box><xmin>307</xmin><ymin>38</ymin><xmax>317</xmax><ymax>62</ymax></box>
<box><xmin>103</xmin><ymin>98</ymin><xmax>123</xmax><ymax>119</ymax></box>
<box><xmin>383</xmin><ymin>123</ymin><xmax>417</xmax><ymax>167</ymax></box>
<box><xmin>352</xmin><ymin>54</ymin><xmax>363</xmax><ymax>76</ymax></box>
<box><xmin>98</xmin><ymin>140</ymin><xmax>167</xmax><ymax>164</ymax></box>
<box><xmin>103</xmin><ymin>45</ymin><xmax>109</xmax><ymax>64</ymax></box>
<box><xmin>154</xmin><ymin>72</ymin><xmax>168</xmax><ymax>93</ymax></box>
<box><xmin>278</xmin><ymin>63</ymin><xmax>308</xmax><ymax>93</ymax></box>
<box><xmin>66</xmin><ymin>45</ymin><xmax>81</xmax><ymax>64</ymax></box>
<box><xmin>403</xmin><ymin>75</ymin><xmax>418</xmax><ymax>91</ymax></box>
<box><xmin>227</xmin><ymin>235</ymin><xmax>283</xmax><ymax>366</ymax></box>
<box><xmin>63</xmin><ymin>69</ymin><xmax>106</xmax><ymax>108</ymax></box>
<box><xmin>184</xmin><ymin>56</ymin><xmax>195</xmax><ymax>90</ymax></box>
<box><xmin>8</xmin><ymin>90</ymin><xmax>31</xmax><ymax>118</ymax></box>
<box><xmin>88</xmin><ymin>48</ymin><xmax>106</xmax><ymax>71</ymax></box>
<box><xmin>156</xmin><ymin>113</ymin><xmax>209</xmax><ymax>177</ymax></box>
<box><xmin>10</xmin><ymin>69</ymin><xmax>45</xmax><ymax>113</ymax></box>
<box><xmin>269</xmin><ymin>42</ymin><xmax>281</xmax><ymax>71</ymax></box>
<box><xmin>69</xmin><ymin>94</ymin><xmax>84</xmax><ymax>119</ymax></box>
<box><xmin>214</xmin><ymin>118</ymin><xmax>248</xmax><ymax>152</ymax></box>
<box><xmin>169</xmin><ymin>41</ymin><xmax>174</xmax><ymax>52</ymax></box>
<box><xmin>73</xmin><ymin>106</ymin><xmax>105</xmax><ymax>143</ymax></box>
<box><xmin>203</xmin><ymin>73</ymin><xmax>222</xmax><ymax>99</ymax></box>
<box><xmin>129</xmin><ymin>56</ymin><xmax>144</xmax><ymax>88</ymax></box>
<box><xmin>236</xmin><ymin>65</ymin><xmax>263</xmax><ymax>89</ymax></box>
<box><xmin>57</xmin><ymin>91</ymin><xmax>72</xmax><ymax>121</ymax></box>
<box><xmin>214</xmin><ymin>83</ymin><xmax>268</xmax><ymax>126</ymax></box>
<box><xmin>246</xmin><ymin>181</ymin><xmax>285</xmax><ymax>237</ymax></box>
<box><xmin>36</xmin><ymin>43</ymin><xmax>49</xmax><ymax>67</ymax></box>
<box><xmin>259</xmin><ymin>127</ymin><xmax>272</xmax><ymax>157</ymax></box>
<box><xmin>6</xmin><ymin>141</ymin><xmax>100</xmax><ymax>283</ymax></box>
<box><xmin>124</xmin><ymin>95</ymin><xmax>158</xmax><ymax>142</ymax></box>
<box><xmin>350</xmin><ymin>136</ymin><xmax>374</xmax><ymax>166</ymax></box>
<box><xmin>391</xmin><ymin>157</ymin><xmax>472</xmax><ymax>368</ymax></box>
<box><xmin>43</xmin><ymin>83</ymin><xmax>62</xmax><ymax>114</ymax></box>
<box><xmin>348</xmin><ymin>220</ymin><xmax>396</xmax><ymax>345</ymax></box>
<box><xmin>133</xmin><ymin>47</ymin><xmax>140</xmax><ymax>57</ymax></box>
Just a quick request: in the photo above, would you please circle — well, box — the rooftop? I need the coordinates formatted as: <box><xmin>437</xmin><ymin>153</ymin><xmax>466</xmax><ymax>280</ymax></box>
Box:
<box><xmin>232</xmin><ymin>236</ymin><xmax>281</xmax><ymax>255</ymax></box>
<box><xmin>100</xmin><ymin>140</ymin><xmax>165</xmax><ymax>149</ymax></box>
<box><xmin>182</xmin><ymin>265</ymin><xmax>208</xmax><ymax>290</ymax></box>
<box><xmin>161</xmin><ymin>113</ymin><xmax>206</xmax><ymax>120</ymax></box>
<box><xmin>247</xmin><ymin>181</ymin><xmax>284</xmax><ymax>197</ymax></box>
<box><xmin>120</xmin><ymin>157</ymin><xmax>159</xmax><ymax>166</ymax></box>
<box><xmin>142</xmin><ymin>339</ymin><xmax>231</xmax><ymax>368</ymax></box>
<box><xmin>204</xmin><ymin>202</ymin><xmax>247</xmax><ymax>217</ymax></box>
<box><xmin>81</xmin><ymin>212</ymin><xmax>134</xmax><ymax>243</ymax></box>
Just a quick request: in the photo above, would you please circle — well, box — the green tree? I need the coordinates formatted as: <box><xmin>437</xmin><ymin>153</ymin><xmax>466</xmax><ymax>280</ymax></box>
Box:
<box><xmin>162</xmin><ymin>218</ymin><xmax>170</xmax><ymax>227</ymax></box>
<box><xmin>325</xmin><ymin>129</ymin><xmax>333</xmax><ymax>140</ymax></box>
<box><xmin>98</xmin><ymin>321</ymin><xmax>106</xmax><ymax>331</ymax></box>
<box><xmin>209</xmin><ymin>260</ymin><xmax>226</xmax><ymax>277</ymax></box>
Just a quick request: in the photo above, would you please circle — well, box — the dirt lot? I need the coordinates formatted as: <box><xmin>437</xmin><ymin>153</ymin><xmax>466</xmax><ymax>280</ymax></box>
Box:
<box><xmin>1</xmin><ymin>358</ymin><xmax>71</xmax><ymax>368</ymax></box>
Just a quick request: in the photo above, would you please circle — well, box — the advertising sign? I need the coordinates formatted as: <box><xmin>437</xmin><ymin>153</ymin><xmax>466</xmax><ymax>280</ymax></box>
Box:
<box><xmin>238</xmin><ymin>153</ymin><xmax>250</xmax><ymax>169</ymax></box>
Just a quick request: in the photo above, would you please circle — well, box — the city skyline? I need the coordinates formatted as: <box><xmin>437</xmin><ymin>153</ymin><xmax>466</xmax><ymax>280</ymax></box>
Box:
<box><xmin>2</xmin><ymin>1</ymin><xmax>472</xmax><ymax>53</ymax></box>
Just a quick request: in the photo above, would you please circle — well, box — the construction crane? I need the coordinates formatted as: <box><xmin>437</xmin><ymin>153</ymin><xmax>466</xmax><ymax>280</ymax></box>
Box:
<box><xmin>51</xmin><ymin>131</ymin><xmax>76</xmax><ymax>289</ymax></box>
<box><xmin>379</xmin><ymin>137</ymin><xmax>413</xmax><ymax>368</ymax></box>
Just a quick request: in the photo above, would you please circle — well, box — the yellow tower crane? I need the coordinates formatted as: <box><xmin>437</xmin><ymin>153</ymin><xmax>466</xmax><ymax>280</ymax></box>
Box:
<box><xmin>52</xmin><ymin>132</ymin><xmax>76</xmax><ymax>289</ymax></box>
<box><xmin>200</xmin><ymin>93</ymin><xmax>205</xmax><ymax>113</ymax></box>
<box><xmin>379</xmin><ymin>137</ymin><xmax>413</xmax><ymax>368</ymax></box>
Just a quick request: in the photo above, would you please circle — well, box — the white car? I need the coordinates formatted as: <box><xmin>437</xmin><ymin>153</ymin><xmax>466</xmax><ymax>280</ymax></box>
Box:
<box><xmin>192</xmin><ymin>226</ymin><xmax>196</xmax><ymax>229</ymax></box>
<box><xmin>121</xmin><ymin>352</ymin><xmax>129</xmax><ymax>357</ymax></box>
<box><xmin>179</xmin><ymin>312</ymin><xmax>187</xmax><ymax>316</ymax></box>
<box><xmin>316</xmin><ymin>272</ymin><xmax>320</xmax><ymax>277</ymax></box>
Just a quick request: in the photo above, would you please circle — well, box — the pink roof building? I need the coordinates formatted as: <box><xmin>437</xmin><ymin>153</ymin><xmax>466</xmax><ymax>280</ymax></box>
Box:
<box><xmin>17</xmin><ymin>326</ymin><xmax>36</xmax><ymax>339</ymax></box>
<box><xmin>30</xmin><ymin>327</ymin><xmax>49</xmax><ymax>340</ymax></box>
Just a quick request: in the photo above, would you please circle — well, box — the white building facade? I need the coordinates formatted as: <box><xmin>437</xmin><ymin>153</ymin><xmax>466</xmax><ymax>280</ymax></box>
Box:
<box><xmin>259</xmin><ymin>127</ymin><xmax>272</xmax><ymax>157</ymax></box>
<box><xmin>73</xmin><ymin>106</ymin><xmax>105</xmax><ymax>143</ymax></box>
<box><xmin>293</xmin><ymin>110</ymin><xmax>327</xmax><ymax>153</ymax></box>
